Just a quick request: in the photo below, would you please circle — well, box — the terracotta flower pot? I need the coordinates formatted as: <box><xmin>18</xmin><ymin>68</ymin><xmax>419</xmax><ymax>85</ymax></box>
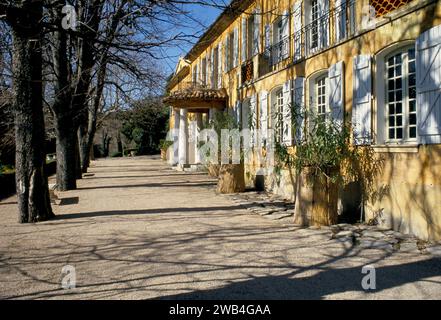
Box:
<box><xmin>208</xmin><ymin>164</ymin><xmax>220</xmax><ymax>177</ymax></box>
<box><xmin>217</xmin><ymin>163</ymin><xmax>245</xmax><ymax>194</ymax></box>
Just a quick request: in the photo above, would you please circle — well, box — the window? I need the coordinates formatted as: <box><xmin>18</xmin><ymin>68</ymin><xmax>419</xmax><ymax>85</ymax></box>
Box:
<box><xmin>228</xmin><ymin>31</ymin><xmax>235</xmax><ymax>70</ymax></box>
<box><xmin>385</xmin><ymin>47</ymin><xmax>417</xmax><ymax>142</ymax></box>
<box><xmin>311</xmin><ymin>0</ymin><xmax>319</xmax><ymax>50</ymax></box>
<box><xmin>271</xmin><ymin>16</ymin><xmax>288</xmax><ymax>65</ymax></box>
<box><xmin>247</xmin><ymin>16</ymin><xmax>255</xmax><ymax>59</ymax></box>
<box><xmin>201</xmin><ymin>58</ymin><xmax>207</xmax><ymax>86</ymax></box>
<box><xmin>212</xmin><ymin>46</ymin><xmax>219</xmax><ymax>89</ymax></box>
<box><xmin>315</xmin><ymin>75</ymin><xmax>328</xmax><ymax>118</ymax></box>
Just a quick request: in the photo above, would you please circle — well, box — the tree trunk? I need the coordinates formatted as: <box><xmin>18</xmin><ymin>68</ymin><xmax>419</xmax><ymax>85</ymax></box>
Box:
<box><xmin>50</xmin><ymin>1</ymin><xmax>77</xmax><ymax>190</ymax></box>
<box><xmin>11</xmin><ymin>1</ymin><xmax>54</xmax><ymax>223</ymax></box>
<box><xmin>55</xmin><ymin>116</ymin><xmax>77</xmax><ymax>191</ymax></box>
<box><xmin>78</xmin><ymin>108</ymin><xmax>97</xmax><ymax>173</ymax></box>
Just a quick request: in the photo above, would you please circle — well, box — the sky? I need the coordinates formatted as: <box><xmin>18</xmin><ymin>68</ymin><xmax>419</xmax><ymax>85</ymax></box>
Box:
<box><xmin>160</xmin><ymin>3</ymin><xmax>224</xmax><ymax>75</ymax></box>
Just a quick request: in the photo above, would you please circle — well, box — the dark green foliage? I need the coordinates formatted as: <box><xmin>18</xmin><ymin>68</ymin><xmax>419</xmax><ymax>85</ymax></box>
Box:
<box><xmin>121</xmin><ymin>97</ymin><xmax>169</xmax><ymax>155</ymax></box>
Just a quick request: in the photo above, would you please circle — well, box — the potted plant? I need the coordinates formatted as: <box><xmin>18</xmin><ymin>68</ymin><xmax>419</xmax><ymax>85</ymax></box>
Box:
<box><xmin>159</xmin><ymin>139</ymin><xmax>173</xmax><ymax>161</ymax></box>
<box><xmin>275</xmin><ymin>105</ymin><xmax>381</xmax><ymax>227</ymax></box>
<box><xmin>207</xmin><ymin>111</ymin><xmax>245</xmax><ymax>193</ymax></box>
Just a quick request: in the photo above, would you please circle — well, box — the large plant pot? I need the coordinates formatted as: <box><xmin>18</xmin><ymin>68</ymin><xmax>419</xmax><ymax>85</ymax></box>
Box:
<box><xmin>160</xmin><ymin>149</ymin><xmax>167</xmax><ymax>161</ymax></box>
<box><xmin>293</xmin><ymin>167</ymin><xmax>339</xmax><ymax>227</ymax></box>
<box><xmin>217</xmin><ymin>164</ymin><xmax>245</xmax><ymax>194</ymax></box>
<box><xmin>208</xmin><ymin>164</ymin><xmax>220</xmax><ymax>177</ymax></box>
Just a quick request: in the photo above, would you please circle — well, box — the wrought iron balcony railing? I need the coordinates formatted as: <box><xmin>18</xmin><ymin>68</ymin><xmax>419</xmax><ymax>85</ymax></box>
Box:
<box><xmin>263</xmin><ymin>0</ymin><xmax>356</xmax><ymax>68</ymax></box>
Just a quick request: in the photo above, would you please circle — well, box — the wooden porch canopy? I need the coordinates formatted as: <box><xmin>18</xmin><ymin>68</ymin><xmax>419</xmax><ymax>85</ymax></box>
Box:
<box><xmin>163</xmin><ymin>88</ymin><xmax>228</xmax><ymax>110</ymax></box>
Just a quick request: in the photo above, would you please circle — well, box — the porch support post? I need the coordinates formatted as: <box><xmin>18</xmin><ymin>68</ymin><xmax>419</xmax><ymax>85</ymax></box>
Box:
<box><xmin>173</xmin><ymin>108</ymin><xmax>180</xmax><ymax>165</ymax></box>
<box><xmin>195</xmin><ymin>113</ymin><xmax>203</xmax><ymax>164</ymax></box>
<box><xmin>178</xmin><ymin>108</ymin><xmax>188</xmax><ymax>167</ymax></box>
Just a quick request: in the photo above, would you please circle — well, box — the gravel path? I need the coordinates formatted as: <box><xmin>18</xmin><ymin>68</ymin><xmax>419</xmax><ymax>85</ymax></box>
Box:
<box><xmin>0</xmin><ymin>156</ymin><xmax>440</xmax><ymax>300</ymax></box>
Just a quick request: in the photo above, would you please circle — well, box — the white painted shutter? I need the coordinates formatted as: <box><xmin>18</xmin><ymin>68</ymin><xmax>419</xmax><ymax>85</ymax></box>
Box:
<box><xmin>319</xmin><ymin>0</ymin><xmax>329</xmax><ymax>49</ymax></box>
<box><xmin>241</xmin><ymin>17</ymin><xmax>247</xmax><ymax>63</ymax></box>
<box><xmin>264</xmin><ymin>24</ymin><xmax>272</xmax><ymax>58</ymax></box>
<box><xmin>233</xmin><ymin>26</ymin><xmax>239</xmax><ymax>68</ymax></box>
<box><xmin>417</xmin><ymin>25</ymin><xmax>441</xmax><ymax>144</ymax></box>
<box><xmin>194</xmin><ymin>63</ymin><xmax>199</xmax><ymax>84</ymax></box>
<box><xmin>210</xmin><ymin>48</ymin><xmax>215</xmax><ymax>88</ymax></box>
<box><xmin>293</xmin><ymin>1</ymin><xmax>303</xmax><ymax>61</ymax></box>
<box><xmin>224</xmin><ymin>35</ymin><xmax>229</xmax><ymax>71</ymax></box>
<box><xmin>235</xmin><ymin>100</ymin><xmax>242</xmax><ymax>125</ymax></box>
<box><xmin>353</xmin><ymin>55</ymin><xmax>372</xmax><ymax>145</ymax></box>
<box><xmin>281</xmin><ymin>10</ymin><xmax>290</xmax><ymax>59</ymax></box>
<box><xmin>253</xmin><ymin>8</ymin><xmax>261</xmax><ymax>56</ymax></box>
<box><xmin>335</xmin><ymin>0</ymin><xmax>347</xmax><ymax>42</ymax></box>
<box><xmin>260</xmin><ymin>91</ymin><xmax>269</xmax><ymax>141</ymax></box>
<box><xmin>293</xmin><ymin>77</ymin><xmax>305</xmax><ymax>143</ymax></box>
<box><xmin>217</xmin><ymin>43</ymin><xmax>222</xmax><ymax>88</ymax></box>
<box><xmin>282</xmin><ymin>80</ymin><xmax>292</xmax><ymax>145</ymax></box>
<box><xmin>329</xmin><ymin>61</ymin><xmax>344</xmax><ymax>128</ymax></box>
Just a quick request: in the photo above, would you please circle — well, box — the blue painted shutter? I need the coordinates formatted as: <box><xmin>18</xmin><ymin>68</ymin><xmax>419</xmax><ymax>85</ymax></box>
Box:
<box><xmin>293</xmin><ymin>1</ymin><xmax>303</xmax><ymax>62</ymax></box>
<box><xmin>417</xmin><ymin>25</ymin><xmax>441</xmax><ymax>144</ymax></box>
<box><xmin>253</xmin><ymin>8</ymin><xmax>261</xmax><ymax>56</ymax></box>
<box><xmin>353</xmin><ymin>55</ymin><xmax>372</xmax><ymax>145</ymax></box>
<box><xmin>282</xmin><ymin>80</ymin><xmax>292</xmax><ymax>145</ymax></box>
<box><xmin>260</xmin><ymin>91</ymin><xmax>269</xmax><ymax>142</ymax></box>
<box><xmin>293</xmin><ymin>77</ymin><xmax>305</xmax><ymax>143</ymax></box>
<box><xmin>329</xmin><ymin>61</ymin><xmax>345</xmax><ymax>129</ymax></box>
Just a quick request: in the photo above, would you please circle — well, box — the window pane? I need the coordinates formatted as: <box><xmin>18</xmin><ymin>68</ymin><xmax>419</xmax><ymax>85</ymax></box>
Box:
<box><xmin>396</xmin><ymin>115</ymin><xmax>402</xmax><ymax>126</ymax></box>
<box><xmin>410</xmin><ymin>127</ymin><xmax>416</xmax><ymax>138</ymax></box>
<box><xmin>389</xmin><ymin>129</ymin><xmax>395</xmax><ymax>139</ymax></box>
<box><xmin>397</xmin><ymin>128</ymin><xmax>403</xmax><ymax>139</ymax></box>
<box><xmin>389</xmin><ymin>104</ymin><xmax>395</xmax><ymax>114</ymax></box>
<box><xmin>396</xmin><ymin>103</ymin><xmax>402</xmax><ymax>114</ymax></box>
<box><xmin>396</xmin><ymin>90</ymin><xmax>402</xmax><ymax>101</ymax></box>
<box><xmin>409</xmin><ymin>74</ymin><xmax>416</xmax><ymax>87</ymax></box>
<box><xmin>409</xmin><ymin>87</ymin><xmax>416</xmax><ymax>99</ymax></box>
<box><xmin>408</xmin><ymin>48</ymin><xmax>415</xmax><ymax>60</ymax></box>
<box><xmin>389</xmin><ymin>116</ymin><xmax>395</xmax><ymax>126</ymax></box>
<box><xmin>396</xmin><ymin>79</ymin><xmax>402</xmax><ymax>89</ymax></box>
<box><xmin>388</xmin><ymin>68</ymin><xmax>394</xmax><ymax>78</ymax></box>
<box><xmin>409</xmin><ymin>61</ymin><xmax>416</xmax><ymax>73</ymax></box>
<box><xmin>409</xmin><ymin>100</ymin><xmax>416</xmax><ymax>112</ymax></box>
<box><xmin>409</xmin><ymin>113</ymin><xmax>417</xmax><ymax>125</ymax></box>
<box><xmin>388</xmin><ymin>79</ymin><xmax>395</xmax><ymax>90</ymax></box>
<box><xmin>389</xmin><ymin>92</ymin><xmax>395</xmax><ymax>102</ymax></box>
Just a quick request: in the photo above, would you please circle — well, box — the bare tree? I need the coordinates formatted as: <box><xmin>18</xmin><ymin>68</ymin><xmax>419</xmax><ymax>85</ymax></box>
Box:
<box><xmin>0</xmin><ymin>0</ymin><xmax>53</xmax><ymax>222</ymax></box>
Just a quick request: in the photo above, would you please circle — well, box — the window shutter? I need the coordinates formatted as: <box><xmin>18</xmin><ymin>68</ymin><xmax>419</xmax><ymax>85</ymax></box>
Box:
<box><xmin>335</xmin><ymin>0</ymin><xmax>347</xmax><ymax>42</ymax></box>
<box><xmin>260</xmin><ymin>91</ymin><xmax>269</xmax><ymax>142</ymax></box>
<box><xmin>293</xmin><ymin>77</ymin><xmax>305</xmax><ymax>143</ymax></box>
<box><xmin>250</xmin><ymin>95</ymin><xmax>257</xmax><ymax>146</ymax></box>
<box><xmin>281</xmin><ymin>10</ymin><xmax>290</xmax><ymax>59</ymax></box>
<box><xmin>282</xmin><ymin>80</ymin><xmax>293</xmax><ymax>145</ymax></box>
<box><xmin>329</xmin><ymin>61</ymin><xmax>344</xmax><ymax>128</ymax></box>
<box><xmin>253</xmin><ymin>8</ymin><xmax>261</xmax><ymax>56</ymax></box>
<box><xmin>233</xmin><ymin>27</ymin><xmax>239</xmax><ymax>68</ymax></box>
<box><xmin>210</xmin><ymin>48</ymin><xmax>214</xmax><ymax>88</ymax></box>
<box><xmin>218</xmin><ymin>43</ymin><xmax>222</xmax><ymax>88</ymax></box>
<box><xmin>319</xmin><ymin>0</ymin><xmax>329</xmax><ymax>49</ymax></box>
<box><xmin>353</xmin><ymin>55</ymin><xmax>372</xmax><ymax>145</ymax></box>
<box><xmin>235</xmin><ymin>100</ymin><xmax>242</xmax><ymax>125</ymax></box>
<box><xmin>417</xmin><ymin>25</ymin><xmax>441</xmax><ymax>144</ymax></box>
<box><xmin>293</xmin><ymin>1</ymin><xmax>303</xmax><ymax>61</ymax></box>
<box><xmin>241</xmin><ymin>17</ymin><xmax>247</xmax><ymax>63</ymax></box>
<box><xmin>224</xmin><ymin>35</ymin><xmax>229</xmax><ymax>71</ymax></box>
<box><xmin>264</xmin><ymin>24</ymin><xmax>272</xmax><ymax>58</ymax></box>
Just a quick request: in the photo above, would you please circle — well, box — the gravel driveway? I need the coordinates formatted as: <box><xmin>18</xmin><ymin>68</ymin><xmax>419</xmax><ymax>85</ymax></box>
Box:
<box><xmin>0</xmin><ymin>156</ymin><xmax>440</xmax><ymax>299</ymax></box>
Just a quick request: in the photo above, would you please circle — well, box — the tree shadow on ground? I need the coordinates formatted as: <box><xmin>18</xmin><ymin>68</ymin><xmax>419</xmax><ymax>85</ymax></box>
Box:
<box><xmin>53</xmin><ymin>205</ymin><xmax>246</xmax><ymax>220</ymax></box>
<box><xmin>159</xmin><ymin>257</ymin><xmax>441</xmax><ymax>300</ymax></box>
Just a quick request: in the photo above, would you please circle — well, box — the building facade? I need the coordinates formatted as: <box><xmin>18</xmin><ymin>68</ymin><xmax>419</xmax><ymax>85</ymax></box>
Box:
<box><xmin>165</xmin><ymin>0</ymin><xmax>441</xmax><ymax>241</ymax></box>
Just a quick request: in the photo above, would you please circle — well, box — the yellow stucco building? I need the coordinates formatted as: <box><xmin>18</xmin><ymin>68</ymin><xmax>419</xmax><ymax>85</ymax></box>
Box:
<box><xmin>165</xmin><ymin>0</ymin><xmax>441</xmax><ymax>241</ymax></box>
